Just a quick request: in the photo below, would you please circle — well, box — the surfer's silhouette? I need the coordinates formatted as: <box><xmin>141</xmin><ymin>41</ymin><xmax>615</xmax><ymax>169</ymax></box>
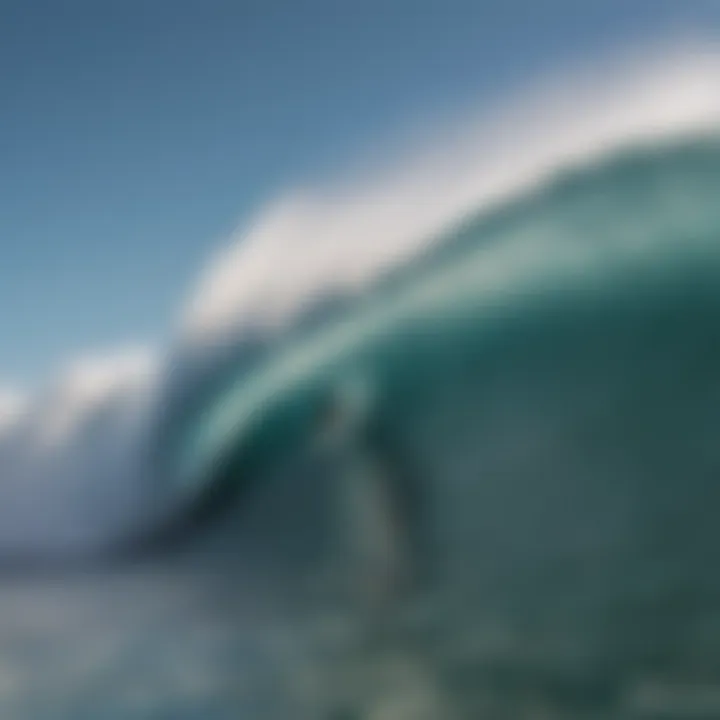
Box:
<box><xmin>313</xmin><ymin>381</ymin><xmax>453</xmax><ymax>718</ymax></box>
<box><xmin>314</xmin><ymin>379</ymin><xmax>428</xmax><ymax>628</ymax></box>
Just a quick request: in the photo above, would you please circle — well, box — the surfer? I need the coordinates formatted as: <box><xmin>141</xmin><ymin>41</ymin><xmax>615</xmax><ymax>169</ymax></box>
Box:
<box><xmin>314</xmin><ymin>379</ymin><xmax>427</xmax><ymax>628</ymax></box>
<box><xmin>314</xmin><ymin>382</ymin><xmax>454</xmax><ymax>718</ymax></box>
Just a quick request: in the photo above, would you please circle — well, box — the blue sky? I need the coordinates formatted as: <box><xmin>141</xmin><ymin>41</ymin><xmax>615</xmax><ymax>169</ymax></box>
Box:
<box><xmin>1</xmin><ymin>0</ymin><xmax>718</xmax><ymax>384</ymax></box>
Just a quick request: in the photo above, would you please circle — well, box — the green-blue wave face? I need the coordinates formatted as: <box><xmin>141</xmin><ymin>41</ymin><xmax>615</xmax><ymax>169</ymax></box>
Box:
<box><xmin>170</xmin><ymin>135</ymin><xmax>720</xmax><ymax>499</ymax></box>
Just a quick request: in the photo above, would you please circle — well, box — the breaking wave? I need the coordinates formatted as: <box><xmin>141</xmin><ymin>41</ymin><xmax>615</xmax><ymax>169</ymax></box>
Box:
<box><xmin>0</xmin><ymin>42</ymin><xmax>719</xmax><ymax>561</ymax></box>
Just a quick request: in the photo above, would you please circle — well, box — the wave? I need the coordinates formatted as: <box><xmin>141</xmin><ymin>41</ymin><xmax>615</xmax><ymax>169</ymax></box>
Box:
<box><xmin>125</xmin><ymin>129</ymin><xmax>720</xmax><ymax>718</ymax></box>
<box><xmin>166</xmin><ymin>133</ymin><xmax>720</xmax><ymax>517</ymax></box>
<box><xmin>1</xmin><ymin>43</ymin><xmax>720</xmax><ymax>559</ymax></box>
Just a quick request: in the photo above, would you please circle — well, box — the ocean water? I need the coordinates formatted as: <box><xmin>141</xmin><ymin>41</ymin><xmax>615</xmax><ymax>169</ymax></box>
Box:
<box><xmin>3</xmin><ymin>136</ymin><xmax>720</xmax><ymax>718</ymax></box>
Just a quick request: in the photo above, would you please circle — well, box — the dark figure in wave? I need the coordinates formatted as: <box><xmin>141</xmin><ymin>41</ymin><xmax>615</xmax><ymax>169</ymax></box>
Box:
<box><xmin>314</xmin><ymin>377</ymin><xmax>430</xmax><ymax>629</ymax></box>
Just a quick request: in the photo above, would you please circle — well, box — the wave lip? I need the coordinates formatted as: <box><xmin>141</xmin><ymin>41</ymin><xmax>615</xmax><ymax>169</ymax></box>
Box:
<box><xmin>181</xmin><ymin>41</ymin><xmax>720</xmax><ymax>347</ymax></box>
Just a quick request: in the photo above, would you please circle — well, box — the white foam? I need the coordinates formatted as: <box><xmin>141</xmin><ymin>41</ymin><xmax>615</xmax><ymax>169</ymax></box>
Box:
<box><xmin>0</xmin><ymin>349</ymin><xmax>160</xmax><ymax>556</ymax></box>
